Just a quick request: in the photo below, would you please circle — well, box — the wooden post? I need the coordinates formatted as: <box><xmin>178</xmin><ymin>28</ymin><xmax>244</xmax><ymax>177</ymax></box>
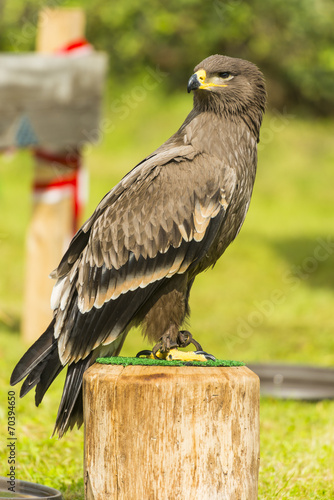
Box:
<box><xmin>22</xmin><ymin>8</ymin><xmax>86</xmax><ymax>343</ymax></box>
<box><xmin>36</xmin><ymin>8</ymin><xmax>86</xmax><ymax>53</ymax></box>
<box><xmin>83</xmin><ymin>365</ymin><xmax>260</xmax><ymax>500</ymax></box>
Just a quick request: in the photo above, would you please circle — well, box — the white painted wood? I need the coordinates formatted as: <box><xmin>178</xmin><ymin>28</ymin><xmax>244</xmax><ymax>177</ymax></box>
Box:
<box><xmin>0</xmin><ymin>53</ymin><xmax>107</xmax><ymax>149</ymax></box>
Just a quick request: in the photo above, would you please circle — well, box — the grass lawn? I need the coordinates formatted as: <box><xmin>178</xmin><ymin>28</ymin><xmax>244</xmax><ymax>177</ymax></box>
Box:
<box><xmin>1</xmin><ymin>87</ymin><xmax>334</xmax><ymax>498</ymax></box>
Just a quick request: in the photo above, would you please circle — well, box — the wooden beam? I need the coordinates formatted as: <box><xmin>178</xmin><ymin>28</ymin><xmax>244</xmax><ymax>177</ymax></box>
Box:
<box><xmin>84</xmin><ymin>364</ymin><xmax>260</xmax><ymax>499</ymax></box>
<box><xmin>0</xmin><ymin>53</ymin><xmax>107</xmax><ymax>149</ymax></box>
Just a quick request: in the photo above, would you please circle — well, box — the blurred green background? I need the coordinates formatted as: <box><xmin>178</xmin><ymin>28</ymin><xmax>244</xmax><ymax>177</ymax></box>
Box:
<box><xmin>0</xmin><ymin>1</ymin><xmax>334</xmax><ymax>499</ymax></box>
<box><xmin>2</xmin><ymin>0</ymin><xmax>334</xmax><ymax>114</ymax></box>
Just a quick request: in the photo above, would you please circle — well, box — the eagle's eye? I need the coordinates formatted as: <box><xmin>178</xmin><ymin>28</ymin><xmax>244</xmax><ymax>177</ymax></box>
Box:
<box><xmin>219</xmin><ymin>72</ymin><xmax>232</xmax><ymax>79</ymax></box>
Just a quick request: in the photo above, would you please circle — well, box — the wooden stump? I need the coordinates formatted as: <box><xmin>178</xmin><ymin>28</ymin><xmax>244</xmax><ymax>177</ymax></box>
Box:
<box><xmin>83</xmin><ymin>364</ymin><xmax>260</xmax><ymax>500</ymax></box>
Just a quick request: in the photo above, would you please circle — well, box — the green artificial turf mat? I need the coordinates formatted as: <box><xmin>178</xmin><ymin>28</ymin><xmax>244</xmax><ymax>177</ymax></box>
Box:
<box><xmin>96</xmin><ymin>356</ymin><xmax>245</xmax><ymax>367</ymax></box>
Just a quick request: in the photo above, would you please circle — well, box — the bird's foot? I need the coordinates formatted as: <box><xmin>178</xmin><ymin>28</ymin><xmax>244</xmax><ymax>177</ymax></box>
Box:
<box><xmin>136</xmin><ymin>330</ymin><xmax>216</xmax><ymax>362</ymax></box>
<box><xmin>176</xmin><ymin>330</ymin><xmax>203</xmax><ymax>351</ymax></box>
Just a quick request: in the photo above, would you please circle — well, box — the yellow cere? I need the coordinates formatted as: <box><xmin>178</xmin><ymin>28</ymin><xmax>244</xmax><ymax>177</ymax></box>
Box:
<box><xmin>195</xmin><ymin>69</ymin><xmax>207</xmax><ymax>83</ymax></box>
<box><xmin>195</xmin><ymin>68</ymin><xmax>228</xmax><ymax>90</ymax></box>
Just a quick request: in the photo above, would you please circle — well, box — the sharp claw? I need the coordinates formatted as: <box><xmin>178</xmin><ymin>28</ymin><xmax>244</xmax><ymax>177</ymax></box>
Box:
<box><xmin>136</xmin><ymin>350</ymin><xmax>153</xmax><ymax>358</ymax></box>
<box><xmin>136</xmin><ymin>349</ymin><xmax>166</xmax><ymax>360</ymax></box>
<box><xmin>152</xmin><ymin>341</ymin><xmax>163</xmax><ymax>357</ymax></box>
<box><xmin>195</xmin><ymin>350</ymin><xmax>216</xmax><ymax>361</ymax></box>
<box><xmin>178</xmin><ymin>330</ymin><xmax>203</xmax><ymax>351</ymax></box>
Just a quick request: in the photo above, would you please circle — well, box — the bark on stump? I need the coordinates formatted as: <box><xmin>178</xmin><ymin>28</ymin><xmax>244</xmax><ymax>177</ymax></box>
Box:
<box><xmin>83</xmin><ymin>364</ymin><xmax>260</xmax><ymax>500</ymax></box>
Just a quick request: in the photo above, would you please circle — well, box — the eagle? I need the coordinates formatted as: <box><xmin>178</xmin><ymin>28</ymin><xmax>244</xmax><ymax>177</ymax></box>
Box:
<box><xmin>11</xmin><ymin>54</ymin><xmax>266</xmax><ymax>437</ymax></box>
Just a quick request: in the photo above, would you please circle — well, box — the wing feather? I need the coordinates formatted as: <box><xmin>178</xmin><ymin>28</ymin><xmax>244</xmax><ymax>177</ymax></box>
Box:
<box><xmin>51</xmin><ymin>149</ymin><xmax>236</xmax><ymax>364</ymax></box>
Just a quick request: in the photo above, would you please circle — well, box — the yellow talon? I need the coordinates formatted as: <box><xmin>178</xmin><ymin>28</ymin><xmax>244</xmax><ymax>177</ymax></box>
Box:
<box><xmin>145</xmin><ymin>350</ymin><xmax>167</xmax><ymax>360</ymax></box>
<box><xmin>165</xmin><ymin>349</ymin><xmax>211</xmax><ymax>362</ymax></box>
<box><xmin>145</xmin><ymin>348</ymin><xmax>212</xmax><ymax>362</ymax></box>
<box><xmin>137</xmin><ymin>348</ymin><xmax>215</xmax><ymax>362</ymax></box>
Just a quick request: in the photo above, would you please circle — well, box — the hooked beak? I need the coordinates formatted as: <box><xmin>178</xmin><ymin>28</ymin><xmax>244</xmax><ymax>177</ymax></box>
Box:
<box><xmin>187</xmin><ymin>69</ymin><xmax>206</xmax><ymax>93</ymax></box>
<box><xmin>187</xmin><ymin>74</ymin><xmax>200</xmax><ymax>93</ymax></box>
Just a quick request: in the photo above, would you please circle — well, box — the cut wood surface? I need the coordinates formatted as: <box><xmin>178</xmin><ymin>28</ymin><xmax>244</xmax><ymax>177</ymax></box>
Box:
<box><xmin>84</xmin><ymin>364</ymin><xmax>260</xmax><ymax>500</ymax></box>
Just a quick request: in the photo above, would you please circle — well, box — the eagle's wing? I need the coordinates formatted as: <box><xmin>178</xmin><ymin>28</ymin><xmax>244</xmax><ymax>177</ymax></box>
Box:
<box><xmin>51</xmin><ymin>145</ymin><xmax>236</xmax><ymax>365</ymax></box>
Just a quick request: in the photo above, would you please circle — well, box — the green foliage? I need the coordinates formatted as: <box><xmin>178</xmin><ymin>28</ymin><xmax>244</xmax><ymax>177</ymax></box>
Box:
<box><xmin>1</xmin><ymin>0</ymin><xmax>334</xmax><ymax>114</ymax></box>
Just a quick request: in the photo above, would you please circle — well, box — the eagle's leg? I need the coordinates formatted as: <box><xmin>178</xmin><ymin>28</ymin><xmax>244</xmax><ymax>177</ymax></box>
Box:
<box><xmin>151</xmin><ymin>324</ymin><xmax>179</xmax><ymax>357</ymax></box>
<box><xmin>137</xmin><ymin>276</ymin><xmax>215</xmax><ymax>361</ymax></box>
<box><xmin>149</xmin><ymin>328</ymin><xmax>215</xmax><ymax>362</ymax></box>
<box><xmin>153</xmin><ymin>328</ymin><xmax>203</xmax><ymax>353</ymax></box>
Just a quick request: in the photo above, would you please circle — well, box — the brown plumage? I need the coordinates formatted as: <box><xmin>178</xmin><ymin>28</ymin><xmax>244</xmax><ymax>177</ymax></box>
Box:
<box><xmin>11</xmin><ymin>54</ymin><xmax>266</xmax><ymax>437</ymax></box>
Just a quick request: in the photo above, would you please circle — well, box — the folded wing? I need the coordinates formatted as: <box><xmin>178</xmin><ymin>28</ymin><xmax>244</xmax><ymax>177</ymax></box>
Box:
<box><xmin>51</xmin><ymin>147</ymin><xmax>236</xmax><ymax>365</ymax></box>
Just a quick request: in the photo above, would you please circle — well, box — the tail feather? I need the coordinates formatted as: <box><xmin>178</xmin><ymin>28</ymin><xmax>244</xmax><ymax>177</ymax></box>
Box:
<box><xmin>60</xmin><ymin>386</ymin><xmax>84</xmax><ymax>435</ymax></box>
<box><xmin>35</xmin><ymin>350</ymin><xmax>64</xmax><ymax>406</ymax></box>
<box><xmin>53</xmin><ymin>330</ymin><xmax>128</xmax><ymax>437</ymax></box>
<box><xmin>53</xmin><ymin>355</ymin><xmax>92</xmax><ymax>437</ymax></box>
<box><xmin>11</xmin><ymin>318</ymin><xmax>129</xmax><ymax>438</ymax></box>
<box><xmin>20</xmin><ymin>358</ymin><xmax>51</xmax><ymax>398</ymax></box>
<box><xmin>10</xmin><ymin>319</ymin><xmax>56</xmax><ymax>386</ymax></box>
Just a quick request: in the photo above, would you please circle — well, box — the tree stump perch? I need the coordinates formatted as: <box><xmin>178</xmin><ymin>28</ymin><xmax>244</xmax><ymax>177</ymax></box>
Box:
<box><xmin>83</xmin><ymin>364</ymin><xmax>260</xmax><ymax>500</ymax></box>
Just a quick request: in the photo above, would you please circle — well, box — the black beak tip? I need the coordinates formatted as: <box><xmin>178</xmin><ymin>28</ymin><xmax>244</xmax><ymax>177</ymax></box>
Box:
<box><xmin>187</xmin><ymin>74</ymin><xmax>200</xmax><ymax>93</ymax></box>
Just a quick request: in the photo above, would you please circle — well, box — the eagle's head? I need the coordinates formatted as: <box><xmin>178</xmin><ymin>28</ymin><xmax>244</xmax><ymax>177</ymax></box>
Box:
<box><xmin>187</xmin><ymin>54</ymin><xmax>266</xmax><ymax>139</ymax></box>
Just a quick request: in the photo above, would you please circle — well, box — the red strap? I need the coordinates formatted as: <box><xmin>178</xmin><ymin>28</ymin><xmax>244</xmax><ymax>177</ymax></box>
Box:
<box><xmin>33</xmin><ymin>175</ymin><xmax>77</xmax><ymax>191</ymax></box>
<box><xmin>31</xmin><ymin>34</ymin><xmax>92</xmax><ymax>231</ymax></box>
<box><xmin>33</xmin><ymin>151</ymin><xmax>83</xmax><ymax>233</ymax></box>
<box><xmin>56</xmin><ymin>38</ymin><xmax>92</xmax><ymax>54</ymax></box>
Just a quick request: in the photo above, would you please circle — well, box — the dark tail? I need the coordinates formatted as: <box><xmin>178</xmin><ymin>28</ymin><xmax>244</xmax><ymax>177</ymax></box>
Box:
<box><xmin>10</xmin><ymin>319</ymin><xmax>90</xmax><ymax>437</ymax></box>
<box><xmin>52</xmin><ymin>355</ymin><xmax>92</xmax><ymax>437</ymax></box>
<box><xmin>10</xmin><ymin>319</ymin><xmax>57</xmax><ymax>392</ymax></box>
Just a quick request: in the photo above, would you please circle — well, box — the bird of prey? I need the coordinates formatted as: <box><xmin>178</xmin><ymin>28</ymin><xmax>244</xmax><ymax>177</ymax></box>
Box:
<box><xmin>11</xmin><ymin>54</ymin><xmax>266</xmax><ymax>437</ymax></box>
